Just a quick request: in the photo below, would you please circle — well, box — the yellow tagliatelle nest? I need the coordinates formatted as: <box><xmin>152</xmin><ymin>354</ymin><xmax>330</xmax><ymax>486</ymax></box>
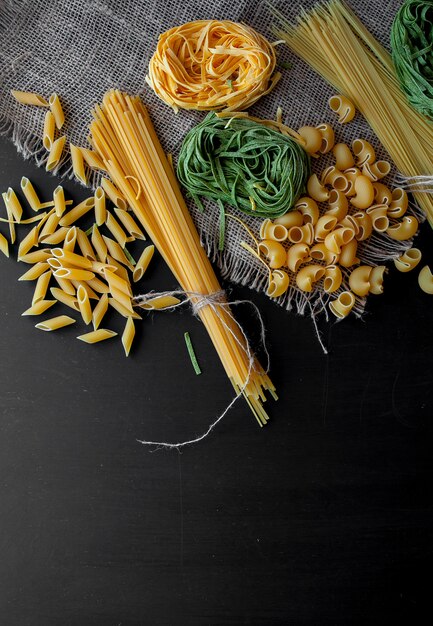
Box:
<box><xmin>146</xmin><ymin>20</ymin><xmax>280</xmax><ymax>112</ymax></box>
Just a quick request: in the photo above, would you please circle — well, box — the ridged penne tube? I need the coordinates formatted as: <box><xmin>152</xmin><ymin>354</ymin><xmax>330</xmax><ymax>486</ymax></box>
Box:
<box><xmin>35</xmin><ymin>315</ymin><xmax>76</xmax><ymax>331</ymax></box>
<box><xmin>48</xmin><ymin>93</ymin><xmax>65</xmax><ymax>129</ymax></box>
<box><xmin>323</xmin><ymin>264</ymin><xmax>343</xmax><ymax>293</ymax></box>
<box><xmin>332</xmin><ymin>143</ymin><xmax>355</xmax><ymax>170</ymax></box>
<box><xmin>338</xmin><ymin>215</ymin><xmax>359</xmax><ymax>236</ymax></box>
<box><xmin>77</xmin><ymin>328</ymin><xmax>117</xmax><ymax>343</ymax></box>
<box><xmin>418</xmin><ymin>266</ymin><xmax>433</xmax><ymax>294</ymax></box>
<box><xmin>90</xmin><ymin>260</ymin><xmax>117</xmax><ymax>276</ymax></box>
<box><xmin>106</xmin><ymin>255</ymin><xmax>130</xmax><ymax>281</ymax></box>
<box><xmin>287</xmin><ymin>243</ymin><xmax>310</xmax><ymax>272</ymax></box>
<box><xmin>2</xmin><ymin>197</ymin><xmax>15</xmax><ymax>245</ymax></box>
<box><xmin>101</xmin><ymin>178</ymin><xmax>128</xmax><ymax>211</ymax></box>
<box><xmin>352</xmin><ymin>212</ymin><xmax>372</xmax><ymax>241</ymax></box>
<box><xmin>42</xmin><ymin>227</ymin><xmax>69</xmax><ymax>245</ymax></box>
<box><xmin>50</xmin><ymin>287</ymin><xmax>80</xmax><ymax>311</ymax></box>
<box><xmin>18</xmin><ymin>261</ymin><xmax>50</xmax><ymax>281</ymax></box>
<box><xmin>22</xmin><ymin>299</ymin><xmax>57</xmax><ymax>316</ymax></box>
<box><xmin>20</xmin><ymin>177</ymin><xmax>41</xmax><ymax>211</ymax></box>
<box><xmin>310</xmin><ymin>243</ymin><xmax>338</xmax><ymax>265</ymax></box>
<box><xmin>329</xmin><ymin>94</ymin><xmax>356</xmax><ymax>124</ymax></box>
<box><xmin>79</xmin><ymin>147</ymin><xmax>105</xmax><ymax>171</ymax></box>
<box><xmin>314</xmin><ymin>215</ymin><xmax>338</xmax><ymax>241</ymax></box>
<box><xmin>362</xmin><ymin>161</ymin><xmax>391</xmax><ymax>182</ymax></box>
<box><xmin>47</xmin><ymin>257</ymin><xmax>62</xmax><ymax>270</ymax></box>
<box><xmin>92</xmin><ymin>293</ymin><xmax>109</xmax><ymax>329</ymax></box>
<box><xmin>350</xmin><ymin>175</ymin><xmax>374</xmax><ymax>209</ymax></box>
<box><xmin>46</xmin><ymin>135</ymin><xmax>66</xmax><ymax>172</ymax></box>
<box><xmin>327</xmin><ymin>189</ymin><xmax>348</xmax><ymax>220</ymax></box>
<box><xmin>343</xmin><ymin>167</ymin><xmax>361</xmax><ymax>197</ymax></box>
<box><xmin>329</xmin><ymin>291</ymin><xmax>355</xmax><ymax>319</ymax></box>
<box><xmin>260</xmin><ymin>218</ymin><xmax>288</xmax><ymax>242</ymax></box>
<box><xmin>53</xmin><ymin>275</ymin><xmax>75</xmax><ymax>296</ymax></box>
<box><xmin>77</xmin><ymin>285</ymin><xmax>92</xmax><ymax>325</ymax></box>
<box><xmin>91</xmin><ymin>225</ymin><xmax>107</xmax><ymax>262</ymax></box>
<box><xmin>297</xmin><ymin>125</ymin><xmax>323</xmax><ymax>154</ymax></box>
<box><xmin>137</xmin><ymin>295</ymin><xmax>180</xmax><ymax>311</ymax></box>
<box><xmin>295</xmin><ymin>197</ymin><xmax>319</xmax><ymax>225</ymax></box>
<box><xmin>122</xmin><ymin>317</ymin><xmax>135</xmax><ymax>356</ymax></box>
<box><xmin>348</xmin><ymin>265</ymin><xmax>372</xmax><ymax>296</ymax></box>
<box><xmin>52</xmin><ymin>248</ymin><xmax>93</xmax><ymax>269</ymax></box>
<box><xmin>94</xmin><ymin>187</ymin><xmax>106</xmax><ymax>226</ymax></box>
<box><xmin>70</xmin><ymin>144</ymin><xmax>87</xmax><ymax>185</ymax></box>
<box><xmin>102</xmin><ymin>236</ymin><xmax>133</xmax><ymax>269</ymax></box>
<box><xmin>86</xmin><ymin>276</ymin><xmax>110</xmax><ymax>294</ymax></box>
<box><xmin>273</xmin><ymin>211</ymin><xmax>303</xmax><ymax>229</ymax></box>
<box><xmin>388</xmin><ymin>188</ymin><xmax>408</xmax><ymax>218</ymax></box>
<box><xmin>76</xmin><ymin>229</ymin><xmax>96</xmax><ymax>261</ymax></box>
<box><xmin>32</xmin><ymin>270</ymin><xmax>52</xmax><ymax>304</ymax></box>
<box><xmin>307</xmin><ymin>173</ymin><xmax>329</xmax><ymax>202</ymax></box>
<box><xmin>369</xmin><ymin>266</ymin><xmax>386</xmax><ymax>295</ymax></box>
<box><xmin>373</xmin><ymin>182</ymin><xmax>392</xmax><ymax>206</ymax></box>
<box><xmin>394</xmin><ymin>248</ymin><xmax>422</xmax><ymax>273</ymax></box>
<box><xmin>352</xmin><ymin>139</ymin><xmax>375</xmax><ymax>166</ymax></box>
<box><xmin>366</xmin><ymin>205</ymin><xmax>389</xmax><ymax>233</ymax></box>
<box><xmin>258</xmin><ymin>240</ymin><xmax>286</xmax><ymax>269</ymax></box>
<box><xmin>43</xmin><ymin>111</ymin><xmax>55</xmax><ymax>150</ymax></box>
<box><xmin>114</xmin><ymin>208</ymin><xmax>146</xmax><ymax>240</ymax></box>
<box><xmin>17</xmin><ymin>225</ymin><xmax>39</xmax><ymax>258</ymax></box>
<box><xmin>296</xmin><ymin>265</ymin><xmax>325</xmax><ymax>292</ymax></box>
<box><xmin>0</xmin><ymin>233</ymin><xmax>9</xmax><ymax>257</ymax></box>
<box><xmin>11</xmin><ymin>90</ymin><xmax>49</xmax><ymax>106</ymax></box>
<box><xmin>324</xmin><ymin>227</ymin><xmax>354</xmax><ymax>254</ymax></box>
<box><xmin>108</xmin><ymin>298</ymin><xmax>142</xmax><ymax>319</ymax></box>
<box><xmin>71</xmin><ymin>281</ymin><xmax>99</xmax><ymax>300</ymax></box>
<box><xmin>105</xmin><ymin>211</ymin><xmax>128</xmax><ymax>248</ymax></box>
<box><xmin>53</xmin><ymin>267</ymin><xmax>95</xmax><ymax>281</ymax></box>
<box><xmin>321</xmin><ymin>166</ymin><xmax>349</xmax><ymax>192</ymax></box>
<box><xmin>316</xmin><ymin>123</ymin><xmax>335</xmax><ymax>153</ymax></box>
<box><xmin>386</xmin><ymin>216</ymin><xmax>419</xmax><ymax>241</ymax></box>
<box><xmin>133</xmin><ymin>245</ymin><xmax>155</xmax><ymax>282</ymax></box>
<box><xmin>59</xmin><ymin>198</ymin><xmax>95</xmax><ymax>227</ymax></box>
<box><xmin>39</xmin><ymin>213</ymin><xmax>60</xmax><ymax>241</ymax></box>
<box><xmin>288</xmin><ymin>223</ymin><xmax>314</xmax><ymax>245</ymax></box>
<box><xmin>267</xmin><ymin>269</ymin><xmax>290</xmax><ymax>298</ymax></box>
<box><xmin>6</xmin><ymin>188</ymin><xmax>23</xmax><ymax>221</ymax></box>
<box><xmin>103</xmin><ymin>269</ymin><xmax>132</xmax><ymax>297</ymax></box>
<box><xmin>110</xmin><ymin>288</ymin><xmax>134</xmax><ymax>314</ymax></box>
<box><xmin>53</xmin><ymin>186</ymin><xmax>67</xmax><ymax>217</ymax></box>
<box><xmin>19</xmin><ymin>249</ymin><xmax>52</xmax><ymax>264</ymax></box>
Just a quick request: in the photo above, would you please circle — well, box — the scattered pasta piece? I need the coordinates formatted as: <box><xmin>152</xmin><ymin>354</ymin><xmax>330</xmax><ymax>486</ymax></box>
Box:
<box><xmin>329</xmin><ymin>94</ymin><xmax>356</xmax><ymax>124</ymax></box>
<box><xmin>48</xmin><ymin>93</ymin><xmax>65</xmax><ymax>129</ymax></box>
<box><xmin>77</xmin><ymin>329</ymin><xmax>118</xmax><ymax>343</ymax></box>
<box><xmin>418</xmin><ymin>266</ymin><xmax>433</xmax><ymax>295</ymax></box>
<box><xmin>11</xmin><ymin>90</ymin><xmax>48</xmax><ymax>107</ymax></box>
<box><xmin>184</xmin><ymin>331</ymin><xmax>201</xmax><ymax>374</ymax></box>
<box><xmin>35</xmin><ymin>315</ymin><xmax>76</xmax><ymax>331</ymax></box>
<box><xmin>0</xmin><ymin>232</ymin><xmax>9</xmax><ymax>257</ymax></box>
<box><xmin>394</xmin><ymin>248</ymin><xmax>422</xmax><ymax>273</ymax></box>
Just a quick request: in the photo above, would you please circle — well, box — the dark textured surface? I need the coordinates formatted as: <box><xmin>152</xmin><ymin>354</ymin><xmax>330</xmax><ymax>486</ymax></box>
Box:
<box><xmin>0</xmin><ymin>137</ymin><xmax>432</xmax><ymax>626</ymax></box>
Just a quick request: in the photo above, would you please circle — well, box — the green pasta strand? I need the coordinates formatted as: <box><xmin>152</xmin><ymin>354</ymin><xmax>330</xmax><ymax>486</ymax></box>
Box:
<box><xmin>177</xmin><ymin>113</ymin><xmax>310</xmax><ymax>219</ymax></box>
<box><xmin>184</xmin><ymin>332</ymin><xmax>202</xmax><ymax>375</ymax></box>
<box><xmin>391</xmin><ymin>0</ymin><xmax>433</xmax><ymax>119</ymax></box>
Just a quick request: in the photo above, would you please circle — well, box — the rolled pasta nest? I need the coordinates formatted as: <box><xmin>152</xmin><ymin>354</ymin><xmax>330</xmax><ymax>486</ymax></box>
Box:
<box><xmin>146</xmin><ymin>19</ymin><xmax>280</xmax><ymax>112</ymax></box>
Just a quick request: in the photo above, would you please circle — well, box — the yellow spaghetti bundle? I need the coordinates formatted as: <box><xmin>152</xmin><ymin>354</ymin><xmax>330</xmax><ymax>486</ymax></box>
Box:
<box><xmin>89</xmin><ymin>90</ymin><xmax>276</xmax><ymax>425</ymax></box>
<box><xmin>146</xmin><ymin>20</ymin><xmax>280</xmax><ymax>112</ymax></box>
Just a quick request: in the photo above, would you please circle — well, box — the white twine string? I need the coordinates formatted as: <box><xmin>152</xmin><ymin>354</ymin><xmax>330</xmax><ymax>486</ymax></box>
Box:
<box><xmin>395</xmin><ymin>173</ymin><xmax>433</xmax><ymax>193</ymax></box>
<box><xmin>133</xmin><ymin>289</ymin><xmax>270</xmax><ymax>450</ymax></box>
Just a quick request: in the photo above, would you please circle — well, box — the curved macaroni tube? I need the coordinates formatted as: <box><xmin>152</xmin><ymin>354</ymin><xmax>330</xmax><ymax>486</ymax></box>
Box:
<box><xmin>352</xmin><ymin>139</ymin><xmax>375</xmax><ymax>166</ymax></box>
<box><xmin>258</xmin><ymin>239</ymin><xmax>286</xmax><ymax>269</ymax></box>
<box><xmin>274</xmin><ymin>211</ymin><xmax>303</xmax><ymax>229</ymax></box>
<box><xmin>324</xmin><ymin>227</ymin><xmax>354</xmax><ymax>254</ymax></box>
<box><xmin>297</xmin><ymin>126</ymin><xmax>323</xmax><ymax>154</ymax></box>
<box><xmin>267</xmin><ymin>269</ymin><xmax>290</xmax><ymax>298</ymax></box>
<box><xmin>350</xmin><ymin>175</ymin><xmax>375</xmax><ymax>209</ymax></box>
<box><xmin>310</xmin><ymin>243</ymin><xmax>338</xmax><ymax>265</ymax></box>
<box><xmin>348</xmin><ymin>265</ymin><xmax>372</xmax><ymax>297</ymax></box>
<box><xmin>328</xmin><ymin>94</ymin><xmax>356</xmax><ymax>124</ymax></box>
<box><xmin>314</xmin><ymin>215</ymin><xmax>338</xmax><ymax>241</ymax></box>
<box><xmin>386</xmin><ymin>215</ymin><xmax>419</xmax><ymax>241</ymax></box>
<box><xmin>388</xmin><ymin>188</ymin><xmax>408</xmax><ymax>218</ymax></box>
<box><xmin>394</xmin><ymin>248</ymin><xmax>422</xmax><ymax>273</ymax></box>
<box><xmin>338</xmin><ymin>215</ymin><xmax>360</xmax><ymax>236</ymax></box>
<box><xmin>362</xmin><ymin>160</ymin><xmax>391</xmax><ymax>182</ymax></box>
<box><xmin>343</xmin><ymin>167</ymin><xmax>361</xmax><ymax>197</ymax></box>
<box><xmin>369</xmin><ymin>265</ymin><xmax>386</xmax><ymax>295</ymax></box>
<box><xmin>288</xmin><ymin>223</ymin><xmax>314</xmax><ymax>245</ymax></box>
<box><xmin>323</xmin><ymin>264</ymin><xmax>343</xmax><ymax>293</ymax></box>
<box><xmin>339</xmin><ymin>239</ymin><xmax>360</xmax><ymax>267</ymax></box>
<box><xmin>307</xmin><ymin>174</ymin><xmax>329</xmax><ymax>202</ymax></box>
<box><xmin>352</xmin><ymin>212</ymin><xmax>372</xmax><ymax>241</ymax></box>
<box><xmin>295</xmin><ymin>197</ymin><xmax>319</xmax><ymax>225</ymax></box>
<box><xmin>295</xmin><ymin>265</ymin><xmax>325</xmax><ymax>292</ymax></box>
<box><xmin>287</xmin><ymin>243</ymin><xmax>310</xmax><ymax>272</ymax></box>
<box><xmin>366</xmin><ymin>205</ymin><xmax>389</xmax><ymax>233</ymax></box>
<box><xmin>373</xmin><ymin>182</ymin><xmax>392</xmax><ymax>205</ymax></box>
<box><xmin>327</xmin><ymin>189</ymin><xmax>348</xmax><ymax>220</ymax></box>
<box><xmin>418</xmin><ymin>266</ymin><xmax>433</xmax><ymax>294</ymax></box>
<box><xmin>316</xmin><ymin>123</ymin><xmax>335</xmax><ymax>154</ymax></box>
<box><xmin>333</xmin><ymin>143</ymin><xmax>355</xmax><ymax>170</ymax></box>
<box><xmin>259</xmin><ymin>218</ymin><xmax>288</xmax><ymax>242</ymax></box>
<box><xmin>329</xmin><ymin>291</ymin><xmax>355</xmax><ymax>319</ymax></box>
<box><xmin>321</xmin><ymin>166</ymin><xmax>349</xmax><ymax>193</ymax></box>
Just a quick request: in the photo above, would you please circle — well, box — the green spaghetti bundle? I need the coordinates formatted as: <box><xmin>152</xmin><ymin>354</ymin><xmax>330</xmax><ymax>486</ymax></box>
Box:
<box><xmin>391</xmin><ymin>0</ymin><xmax>433</xmax><ymax>119</ymax></box>
<box><xmin>176</xmin><ymin>113</ymin><xmax>310</xmax><ymax>219</ymax></box>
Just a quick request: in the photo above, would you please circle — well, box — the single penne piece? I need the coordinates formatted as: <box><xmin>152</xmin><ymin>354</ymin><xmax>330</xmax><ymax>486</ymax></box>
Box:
<box><xmin>287</xmin><ymin>243</ymin><xmax>310</xmax><ymax>272</ymax></box>
<box><xmin>105</xmin><ymin>211</ymin><xmax>128</xmax><ymax>248</ymax></box>
<box><xmin>71</xmin><ymin>280</ymin><xmax>99</xmax><ymax>300</ymax></box>
<box><xmin>20</xmin><ymin>177</ymin><xmax>41</xmax><ymax>211</ymax></box>
<box><xmin>316</xmin><ymin>123</ymin><xmax>335</xmax><ymax>153</ymax></box>
<box><xmin>86</xmin><ymin>276</ymin><xmax>110</xmax><ymax>294</ymax></box>
<box><xmin>6</xmin><ymin>188</ymin><xmax>23</xmax><ymax>221</ymax></box>
<box><xmin>47</xmin><ymin>257</ymin><xmax>62</xmax><ymax>271</ymax></box>
<box><xmin>94</xmin><ymin>187</ymin><xmax>106</xmax><ymax>226</ymax></box>
<box><xmin>42</xmin><ymin>227</ymin><xmax>69</xmax><ymax>245</ymax></box>
<box><xmin>418</xmin><ymin>266</ymin><xmax>433</xmax><ymax>294</ymax></box>
<box><xmin>122</xmin><ymin>317</ymin><xmax>135</xmax><ymax>356</ymax></box>
<box><xmin>339</xmin><ymin>240</ymin><xmax>360</xmax><ymax>268</ymax></box>
<box><xmin>77</xmin><ymin>328</ymin><xmax>117</xmax><ymax>343</ymax></box>
<box><xmin>51</xmin><ymin>247</ymin><xmax>93</xmax><ymax>269</ymax></box>
<box><xmin>329</xmin><ymin>291</ymin><xmax>356</xmax><ymax>319</ymax></box>
<box><xmin>101</xmin><ymin>177</ymin><xmax>128</xmax><ymax>211</ymax></box>
<box><xmin>59</xmin><ymin>198</ymin><xmax>95</xmax><ymax>227</ymax></box>
<box><xmin>77</xmin><ymin>284</ymin><xmax>92</xmax><ymax>325</ymax></box>
<box><xmin>110</xmin><ymin>287</ymin><xmax>134</xmax><ymax>314</ymax></box>
<box><xmin>273</xmin><ymin>211</ymin><xmax>303</xmax><ymax>229</ymax></box>
<box><xmin>53</xmin><ymin>267</ymin><xmax>95</xmax><ymax>281</ymax></box>
<box><xmin>39</xmin><ymin>213</ymin><xmax>60</xmax><ymax>241</ymax></box>
<box><xmin>394</xmin><ymin>248</ymin><xmax>422</xmax><ymax>273</ymax></box>
<box><xmin>49</xmin><ymin>93</ymin><xmax>65</xmax><ymax>129</ymax></box>
<box><xmin>43</xmin><ymin>110</ymin><xmax>55</xmax><ymax>150</ymax></box>
<box><xmin>138</xmin><ymin>296</ymin><xmax>180</xmax><ymax>310</ymax></box>
<box><xmin>102</xmin><ymin>236</ymin><xmax>133</xmax><ymax>269</ymax></box>
<box><xmin>332</xmin><ymin>143</ymin><xmax>355</xmax><ymax>170</ymax></box>
<box><xmin>0</xmin><ymin>232</ymin><xmax>9</xmax><ymax>257</ymax></box>
<box><xmin>133</xmin><ymin>245</ymin><xmax>155</xmax><ymax>282</ymax></box>
<box><xmin>76</xmin><ymin>228</ymin><xmax>96</xmax><ymax>261</ymax></box>
<box><xmin>92</xmin><ymin>293</ymin><xmax>109</xmax><ymax>329</ymax></box>
<box><xmin>352</xmin><ymin>139</ymin><xmax>375</xmax><ymax>166</ymax></box>
<box><xmin>369</xmin><ymin>266</ymin><xmax>386</xmax><ymax>295</ymax></box>
<box><xmin>4</xmin><ymin>199</ymin><xmax>16</xmax><ymax>245</ymax></box>
<box><xmin>17</xmin><ymin>225</ymin><xmax>39</xmax><ymax>259</ymax></box>
<box><xmin>295</xmin><ymin>265</ymin><xmax>325</xmax><ymax>292</ymax></box>
<box><xmin>91</xmin><ymin>225</ymin><xmax>108</xmax><ymax>262</ymax></box>
<box><xmin>258</xmin><ymin>240</ymin><xmax>286</xmax><ymax>269</ymax></box>
<box><xmin>11</xmin><ymin>90</ymin><xmax>49</xmax><ymax>106</ymax></box>
<box><xmin>46</xmin><ymin>135</ymin><xmax>66</xmax><ymax>172</ymax></box>
<box><xmin>50</xmin><ymin>287</ymin><xmax>80</xmax><ymax>311</ymax></box>
<box><xmin>70</xmin><ymin>144</ymin><xmax>87</xmax><ymax>185</ymax></box>
<box><xmin>63</xmin><ymin>225</ymin><xmax>77</xmax><ymax>251</ymax></box>
<box><xmin>307</xmin><ymin>173</ymin><xmax>329</xmax><ymax>202</ymax></box>
<box><xmin>297</xmin><ymin>125</ymin><xmax>323</xmax><ymax>154</ymax></box>
<box><xmin>109</xmin><ymin>297</ymin><xmax>142</xmax><ymax>319</ymax></box>
<box><xmin>35</xmin><ymin>315</ymin><xmax>76</xmax><ymax>331</ymax></box>
<box><xmin>53</xmin><ymin>274</ymin><xmax>75</xmax><ymax>295</ymax></box>
<box><xmin>267</xmin><ymin>269</ymin><xmax>290</xmax><ymax>298</ymax></box>
<box><xmin>19</xmin><ymin>249</ymin><xmax>52</xmax><ymax>264</ymax></box>
<box><xmin>18</xmin><ymin>261</ymin><xmax>50</xmax><ymax>281</ymax></box>
<box><xmin>22</xmin><ymin>299</ymin><xmax>57</xmax><ymax>316</ymax></box>
<box><xmin>53</xmin><ymin>185</ymin><xmax>67</xmax><ymax>217</ymax></box>
<box><xmin>90</xmin><ymin>260</ymin><xmax>117</xmax><ymax>276</ymax></box>
<box><xmin>79</xmin><ymin>147</ymin><xmax>105</xmax><ymax>170</ymax></box>
<box><xmin>349</xmin><ymin>265</ymin><xmax>372</xmax><ymax>297</ymax></box>
<box><xmin>104</xmin><ymin>269</ymin><xmax>132</xmax><ymax>297</ymax></box>
<box><xmin>106</xmin><ymin>255</ymin><xmax>129</xmax><ymax>282</ymax></box>
<box><xmin>32</xmin><ymin>270</ymin><xmax>52</xmax><ymax>304</ymax></box>
<box><xmin>386</xmin><ymin>216</ymin><xmax>419</xmax><ymax>241</ymax></box>
<box><xmin>323</xmin><ymin>264</ymin><xmax>343</xmax><ymax>293</ymax></box>
<box><xmin>114</xmin><ymin>208</ymin><xmax>146</xmax><ymax>240</ymax></box>
<box><xmin>294</xmin><ymin>197</ymin><xmax>319</xmax><ymax>225</ymax></box>
<box><xmin>329</xmin><ymin>94</ymin><xmax>356</xmax><ymax>124</ymax></box>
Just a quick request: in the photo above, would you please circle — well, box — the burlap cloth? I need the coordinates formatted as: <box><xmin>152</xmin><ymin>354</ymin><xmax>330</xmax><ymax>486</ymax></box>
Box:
<box><xmin>0</xmin><ymin>0</ymin><xmax>417</xmax><ymax>319</ymax></box>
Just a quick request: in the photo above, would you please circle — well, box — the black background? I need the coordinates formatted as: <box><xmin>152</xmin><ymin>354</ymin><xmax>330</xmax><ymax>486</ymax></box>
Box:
<box><xmin>0</xmin><ymin>136</ymin><xmax>432</xmax><ymax>625</ymax></box>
